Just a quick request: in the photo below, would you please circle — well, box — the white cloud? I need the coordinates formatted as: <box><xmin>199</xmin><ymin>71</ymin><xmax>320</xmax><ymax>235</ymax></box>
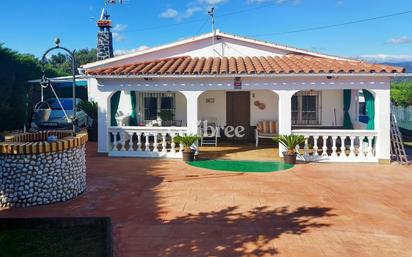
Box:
<box><xmin>386</xmin><ymin>36</ymin><xmax>412</xmax><ymax>45</ymax></box>
<box><xmin>198</xmin><ymin>0</ymin><xmax>227</xmax><ymax>4</ymax></box>
<box><xmin>357</xmin><ymin>54</ymin><xmax>412</xmax><ymax>63</ymax></box>
<box><xmin>160</xmin><ymin>8</ymin><xmax>179</xmax><ymax>18</ymax></box>
<box><xmin>112</xmin><ymin>24</ymin><xmax>127</xmax><ymax>42</ymax></box>
<box><xmin>185</xmin><ymin>7</ymin><xmax>203</xmax><ymax>17</ymax></box>
<box><xmin>114</xmin><ymin>45</ymin><xmax>150</xmax><ymax>56</ymax></box>
<box><xmin>160</xmin><ymin>6</ymin><xmax>204</xmax><ymax>21</ymax></box>
<box><xmin>248</xmin><ymin>0</ymin><xmax>301</xmax><ymax>5</ymax></box>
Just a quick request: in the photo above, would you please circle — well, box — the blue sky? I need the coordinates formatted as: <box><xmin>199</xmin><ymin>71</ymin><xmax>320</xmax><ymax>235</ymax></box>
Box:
<box><xmin>1</xmin><ymin>0</ymin><xmax>412</xmax><ymax>62</ymax></box>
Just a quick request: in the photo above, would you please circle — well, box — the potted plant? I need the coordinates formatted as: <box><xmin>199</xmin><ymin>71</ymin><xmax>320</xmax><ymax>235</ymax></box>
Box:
<box><xmin>158</xmin><ymin>110</ymin><xmax>174</xmax><ymax>126</ymax></box>
<box><xmin>173</xmin><ymin>134</ymin><xmax>200</xmax><ymax>162</ymax></box>
<box><xmin>77</xmin><ymin>100</ymin><xmax>98</xmax><ymax>141</ymax></box>
<box><xmin>273</xmin><ymin>134</ymin><xmax>305</xmax><ymax>164</ymax></box>
<box><xmin>158</xmin><ymin>110</ymin><xmax>174</xmax><ymax>121</ymax></box>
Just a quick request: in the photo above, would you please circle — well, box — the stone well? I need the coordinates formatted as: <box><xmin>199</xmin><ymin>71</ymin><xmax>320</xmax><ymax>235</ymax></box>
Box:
<box><xmin>0</xmin><ymin>131</ymin><xmax>88</xmax><ymax>208</ymax></box>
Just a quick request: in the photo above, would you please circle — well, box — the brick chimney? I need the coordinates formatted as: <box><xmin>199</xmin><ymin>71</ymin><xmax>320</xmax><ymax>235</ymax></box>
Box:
<box><xmin>96</xmin><ymin>8</ymin><xmax>114</xmax><ymax>60</ymax></box>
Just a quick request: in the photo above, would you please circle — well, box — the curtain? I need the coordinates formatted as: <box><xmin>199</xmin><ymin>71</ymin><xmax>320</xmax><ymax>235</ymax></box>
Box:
<box><xmin>362</xmin><ymin>89</ymin><xmax>375</xmax><ymax>130</ymax></box>
<box><xmin>110</xmin><ymin>91</ymin><xmax>121</xmax><ymax>127</ymax></box>
<box><xmin>343</xmin><ymin>89</ymin><xmax>353</xmax><ymax>129</ymax></box>
<box><xmin>129</xmin><ymin>91</ymin><xmax>138</xmax><ymax>126</ymax></box>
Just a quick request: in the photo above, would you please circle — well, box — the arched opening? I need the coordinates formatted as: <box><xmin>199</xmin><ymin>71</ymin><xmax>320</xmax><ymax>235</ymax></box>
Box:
<box><xmin>108</xmin><ymin>91</ymin><xmax>187</xmax><ymax>127</ymax></box>
<box><xmin>197</xmin><ymin>90</ymin><xmax>279</xmax><ymax>146</ymax></box>
<box><xmin>290</xmin><ymin>89</ymin><xmax>377</xmax><ymax>161</ymax></box>
<box><xmin>108</xmin><ymin>90</ymin><xmax>131</xmax><ymax>127</ymax></box>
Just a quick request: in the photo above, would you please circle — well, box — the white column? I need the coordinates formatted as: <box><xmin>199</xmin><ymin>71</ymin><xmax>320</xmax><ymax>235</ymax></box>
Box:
<box><xmin>275</xmin><ymin>90</ymin><xmax>298</xmax><ymax>157</ymax></box>
<box><xmin>88</xmin><ymin>78</ymin><xmax>112</xmax><ymax>153</ymax></box>
<box><xmin>179</xmin><ymin>91</ymin><xmax>204</xmax><ymax>135</ymax></box>
<box><xmin>372</xmin><ymin>88</ymin><xmax>391</xmax><ymax>162</ymax></box>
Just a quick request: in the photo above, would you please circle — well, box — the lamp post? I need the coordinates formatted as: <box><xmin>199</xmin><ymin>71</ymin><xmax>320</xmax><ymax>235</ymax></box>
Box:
<box><xmin>40</xmin><ymin>38</ymin><xmax>77</xmax><ymax>135</ymax></box>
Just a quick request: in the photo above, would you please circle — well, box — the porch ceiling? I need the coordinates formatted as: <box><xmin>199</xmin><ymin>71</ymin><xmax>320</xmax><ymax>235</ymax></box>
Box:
<box><xmin>84</xmin><ymin>54</ymin><xmax>405</xmax><ymax>77</ymax></box>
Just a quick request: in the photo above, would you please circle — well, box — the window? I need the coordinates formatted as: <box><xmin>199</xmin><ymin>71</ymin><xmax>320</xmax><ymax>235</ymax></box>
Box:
<box><xmin>292</xmin><ymin>91</ymin><xmax>322</xmax><ymax>125</ymax></box>
<box><xmin>144</xmin><ymin>97</ymin><xmax>158</xmax><ymax>120</ymax></box>
<box><xmin>160</xmin><ymin>97</ymin><xmax>174</xmax><ymax>113</ymax></box>
<box><xmin>140</xmin><ymin>93</ymin><xmax>176</xmax><ymax>121</ymax></box>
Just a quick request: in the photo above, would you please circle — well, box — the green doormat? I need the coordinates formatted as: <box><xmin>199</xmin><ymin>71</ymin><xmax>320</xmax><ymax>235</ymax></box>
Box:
<box><xmin>188</xmin><ymin>160</ymin><xmax>293</xmax><ymax>173</ymax></box>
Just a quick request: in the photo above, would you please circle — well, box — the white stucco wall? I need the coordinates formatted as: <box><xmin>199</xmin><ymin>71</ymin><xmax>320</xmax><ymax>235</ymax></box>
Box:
<box><xmin>117</xmin><ymin>91</ymin><xmax>132</xmax><ymax>116</ymax></box>
<box><xmin>320</xmin><ymin>90</ymin><xmax>344</xmax><ymax>126</ymax></box>
<box><xmin>198</xmin><ymin>91</ymin><xmax>226</xmax><ymax>126</ymax></box>
<box><xmin>175</xmin><ymin>92</ymin><xmax>187</xmax><ymax>125</ymax></box>
<box><xmin>88</xmin><ymin>35</ymin><xmax>291</xmax><ymax>69</ymax></box>
<box><xmin>250</xmin><ymin>90</ymin><xmax>278</xmax><ymax>126</ymax></box>
<box><xmin>197</xmin><ymin>90</ymin><xmax>279</xmax><ymax>127</ymax></box>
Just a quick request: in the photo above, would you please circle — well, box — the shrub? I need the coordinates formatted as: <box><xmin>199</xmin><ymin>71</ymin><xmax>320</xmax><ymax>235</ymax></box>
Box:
<box><xmin>77</xmin><ymin>100</ymin><xmax>98</xmax><ymax>128</ymax></box>
<box><xmin>391</xmin><ymin>81</ymin><xmax>412</xmax><ymax>107</ymax></box>
<box><xmin>273</xmin><ymin>134</ymin><xmax>305</xmax><ymax>154</ymax></box>
<box><xmin>173</xmin><ymin>134</ymin><xmax>200</xmax><ymax>151</ymax></box>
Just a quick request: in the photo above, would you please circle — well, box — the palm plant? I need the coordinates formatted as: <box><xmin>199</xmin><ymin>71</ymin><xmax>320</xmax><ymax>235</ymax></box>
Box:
<box><xmin>273</xmin><ymin>134</ymin><xmax>305</xmax><ymax>154</ymax></box>
<box><xmin>173</xmin><ymin>134</ymin><xmax>200</xmax><ymax>151</ymax></box>
<box><xmin>77</xmin><ymin>100</ymin><xmax>98</xmax><ymax>128</ymax></box>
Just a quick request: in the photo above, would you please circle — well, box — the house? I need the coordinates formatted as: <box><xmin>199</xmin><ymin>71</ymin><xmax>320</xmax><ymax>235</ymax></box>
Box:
<box><xmin>81</xmin><ymin>14</ymin><xmax>407</xmax><ymax>163</ymax></box>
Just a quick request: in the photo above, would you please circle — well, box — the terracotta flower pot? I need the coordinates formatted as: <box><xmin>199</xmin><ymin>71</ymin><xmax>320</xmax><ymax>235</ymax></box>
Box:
<box><xmin>87</xmin><ymin>127</ymin><xmax>98</xmax><ymax>142</ymax></box>
<box><xmin>182</xmin><ymin>151</ymin><xmax>195</xmax><ymax>162</ymax></box>
<box><xmin>282</xmin><ymin>152</ymin><xmax>297</xmax><ymax>165</ymax></box>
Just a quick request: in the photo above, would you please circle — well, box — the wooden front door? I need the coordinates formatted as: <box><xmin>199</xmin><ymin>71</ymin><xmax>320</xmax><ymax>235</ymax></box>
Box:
<box><xmin>226</xmin><ymin>91</ymin><xmax>250</xmax><ymax>141</ymax></box>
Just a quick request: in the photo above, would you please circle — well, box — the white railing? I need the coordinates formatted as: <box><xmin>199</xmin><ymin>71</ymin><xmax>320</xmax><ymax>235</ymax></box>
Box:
<box><xmin>108</xmin><ymin>126</ymin><xmax>189</xmax><ymax>158</ymax></box>
<box><xmin>292</xmin><ymin>129</ymin><xmax>378</xmax><ymax>163</ymax></box>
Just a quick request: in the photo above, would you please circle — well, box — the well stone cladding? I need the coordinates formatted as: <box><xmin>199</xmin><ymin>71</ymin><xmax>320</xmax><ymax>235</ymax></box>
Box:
<box><xmin>0</xmin><ymin>131</ymin><xmax>87</xmax><ymax>207</ymax></box>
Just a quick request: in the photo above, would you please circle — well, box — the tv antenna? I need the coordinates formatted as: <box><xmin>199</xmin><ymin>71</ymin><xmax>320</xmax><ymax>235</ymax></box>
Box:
<box><xmin>99</xmin><ymin>0</ymin><xmax>127</xmax><ymax>21</ymax></box>
<box><xmin>104</xmin><ymin>0</ymin><xmax>128</xmax><ymax>5</ymax></box>
<box><xmin>208</xmin><ymin>7</ymin><xmax>215</xmax><ymax>35</ymax></box>
<box><xmin>208</xmin><ymin>7</ymin><xmax>216</xmax><ymax>56</ymax></box>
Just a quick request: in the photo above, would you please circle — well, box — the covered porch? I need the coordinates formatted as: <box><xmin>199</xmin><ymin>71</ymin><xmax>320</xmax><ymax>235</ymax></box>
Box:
<box><xmin>95</xmin><ymin>79</ymin><xmax>388</xmax><ymax>163</ymax></box>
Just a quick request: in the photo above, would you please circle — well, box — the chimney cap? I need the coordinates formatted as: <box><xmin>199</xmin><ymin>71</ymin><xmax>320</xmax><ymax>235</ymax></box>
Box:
<box><xmin>97</xmin><ymin>19</ymin><xmax>112</xmax><ymax>27</ymax></box>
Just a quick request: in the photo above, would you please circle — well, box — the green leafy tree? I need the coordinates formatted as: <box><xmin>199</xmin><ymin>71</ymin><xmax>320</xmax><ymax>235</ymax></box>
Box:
<box><xmin>0</xmin><ymin>44</ymin><xmax>59</xmax><ymax>131</ymax></box>
<box><xmin>45</xmin><ymin>48</ymin><xmax>97</xmax><ymax>75</ymax></box>
<box><xmin>391</xmin><ymin>81</ymin><xmax>412</xmax><ymax>107</ymax></box>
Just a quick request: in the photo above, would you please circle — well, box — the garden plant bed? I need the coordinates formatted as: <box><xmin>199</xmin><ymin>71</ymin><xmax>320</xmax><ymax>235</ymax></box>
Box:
<box><xmin>0</xmin><ymin>217</ymin><xmax>112</xmax><ymax>257</ymax></box>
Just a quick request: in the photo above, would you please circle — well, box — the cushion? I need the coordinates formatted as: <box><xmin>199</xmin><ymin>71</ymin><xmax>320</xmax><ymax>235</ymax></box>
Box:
<box><xmin>258</xmin><ymin>132</ymin><xmax>276</xmax><ymax>138</ymax></box>
<box><xmin>257</xmin><ymin>121</ymin><xmax>277</xmax><ymax>134</ymax></box>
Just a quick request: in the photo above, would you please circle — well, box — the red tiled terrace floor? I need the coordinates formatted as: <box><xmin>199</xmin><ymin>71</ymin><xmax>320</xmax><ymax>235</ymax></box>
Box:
<box><xmin>1</xmin><ymin>143</ymin><xmax>412</xmax><ymax>257</ymax></box>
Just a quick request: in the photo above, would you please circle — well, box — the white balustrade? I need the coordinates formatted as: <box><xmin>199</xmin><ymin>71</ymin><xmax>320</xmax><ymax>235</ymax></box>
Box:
<box><xmin>108</xmin><ymin>126</ymin><xmax>188</xmax><ymax>158</ymax></box>
<box><xmin>292</xmin><ymin>129</ymin><xmax>378</xmax><ymax>163</ymax></box>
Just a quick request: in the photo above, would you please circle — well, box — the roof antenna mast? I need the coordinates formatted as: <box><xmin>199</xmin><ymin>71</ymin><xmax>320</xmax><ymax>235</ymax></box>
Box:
<box><xmin>208</xmin><ymin>7</ymin><xmax>216</xmax><ymax>56</ymax></box>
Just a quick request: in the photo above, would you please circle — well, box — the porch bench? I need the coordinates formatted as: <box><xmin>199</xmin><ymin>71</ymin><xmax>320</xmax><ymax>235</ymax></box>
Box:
<box><xmin>255</xmin><ymin>120</ymin><xmax>278</xmax><ymax>148</ymax></box>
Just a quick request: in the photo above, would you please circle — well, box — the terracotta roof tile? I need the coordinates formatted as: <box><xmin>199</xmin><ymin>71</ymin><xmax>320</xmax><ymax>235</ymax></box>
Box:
<box><xmin>85</xmin><ymin>54</ymin><xmax>405</xmax><ymax>76</ymax></box>
<box><xmin>236</xmin><ymin>57</ymin><xmax>247</xmax><ymax>74</ymax></box>
<box><xmin>211</xmin><ymin>57</ymin><xmax>221</xmax><ymax>74</ymax></box>
<box><xmin>202</xmin><ymin>57</ymin><xmax>213</xmax><ymax>74</ymax></box>
<box><xmin>220</xmin><ymin>57</ymin><xmax>229</xmax><ymax>74</ymax></box>
<box><xmin>184</xmin><ymin>57</ymin><xmax>198</xmax><ymax>74</ymax></box>
<box><xmin>175</xmin><ymin>57</ymin><xmax>190</xmax><ymax>74</ymax></box>
<box><xmin>228</xmin><ymin>57</ymin><xmax>237</xmax><ymax>74</ymax></box>
<box><xmin>193</xmin><ymin>57</ymin><xmax>205</xmax><ymax>74</ymax></box>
